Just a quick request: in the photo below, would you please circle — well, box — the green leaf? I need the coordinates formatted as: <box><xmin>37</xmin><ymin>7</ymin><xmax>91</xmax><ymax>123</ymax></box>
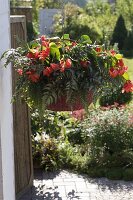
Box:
<box><xmin>50</xmin><ymin>42</ymin><xmax>60</xmax><ymax>60</ymax></box>
<box><xmin>61</xmin><ymin>34</ymin><xmax>70</xmax><ymax>40</ymax></box>
<box><xmin>29</xmin><ymin>41</ymin><xmax>40</xmax><ymax>49</ymax></box>
<box><xmin>61</xmin><ymin>34</ymin><xmax>71</xmax><ymax>45</ymax></box>
<box><xmin>114</xmin><ymin>54</ymin><xmax>123</xmax><ymax>60</ymax></box>
<box><xmin>122</xmin><ymin>72</ymin><xmax>129</xmax><ymax>80</ymax></box>
<box><xmin>80</xmin><ymin>35</ymin><xmax>92</xmax><ymax>44</ymax></box>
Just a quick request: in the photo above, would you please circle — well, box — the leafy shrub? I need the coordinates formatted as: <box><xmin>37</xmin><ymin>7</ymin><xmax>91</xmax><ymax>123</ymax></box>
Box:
<box><xmin>106</xmin><ymin>168</ymin><xmax>123</xmax><ymax>180</ymax></box>
<box><xmin>31</xmin><ymin>110</ymin><xmax>64</xmax><ymax>138</ymax></box>
<box><xmin>83</xmin><ymin>107</ymin><xmax>133</xmax><ymax>168</ymax></box>
<box><xmin>123</xmin><ymin>168</ymin><xmax>133</xmax><ymax>181</ymax></box>
<box><xmin>99</xmin><ymin>87</ymin><xmax>132</xmax><ymax>106</ymax></box>
<box><xmin>32</xmin><ymin>136</ymin><xmax>60</xmax><ymax>171</ymax></box>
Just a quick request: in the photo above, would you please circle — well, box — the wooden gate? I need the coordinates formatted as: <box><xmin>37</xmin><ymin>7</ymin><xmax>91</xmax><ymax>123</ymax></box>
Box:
<box><xmin>10</xmin><ymin>15</ymin><xmax>33</xmax><ymax>199</ymax></box>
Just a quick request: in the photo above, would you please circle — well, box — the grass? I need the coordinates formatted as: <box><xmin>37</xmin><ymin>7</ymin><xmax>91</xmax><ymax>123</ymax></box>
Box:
<box><xmin>123</xmin><ymin>58</ymin><xmax>133</xmax><ymax>80</ymax></box>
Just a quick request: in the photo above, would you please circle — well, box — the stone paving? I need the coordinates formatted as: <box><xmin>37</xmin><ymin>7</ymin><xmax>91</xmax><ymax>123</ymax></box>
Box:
<box><xmin>20</xmin><ymin>169</ymin><xmax>133</xmax><ymax>200</ymax></box>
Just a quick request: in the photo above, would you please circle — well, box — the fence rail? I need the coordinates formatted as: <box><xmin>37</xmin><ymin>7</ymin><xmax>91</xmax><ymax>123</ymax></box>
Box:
<box><xmin>10</xmin><ymin>0</ymin><xmax>32</xmax><ymax>7</ymax></box>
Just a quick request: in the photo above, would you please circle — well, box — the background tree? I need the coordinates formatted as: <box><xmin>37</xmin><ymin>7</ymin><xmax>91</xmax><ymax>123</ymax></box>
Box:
<box><xmin>111</xmin><ymin>15</ymin><xmax>127</xmax><ymax>50</ymax></box>
<box><xmin>115</xmin><ymin>0</ymin><xmax>133</xmax><ymax>29</ymax></box>
<box><xmin>53</xmin><ymin>3</ymin><xmax>102</xmax><ymax>42</ymax></box>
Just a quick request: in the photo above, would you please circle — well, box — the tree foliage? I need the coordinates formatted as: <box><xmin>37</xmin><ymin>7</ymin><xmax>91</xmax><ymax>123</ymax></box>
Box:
<box><xmin>53</xmin><ymin>1</ymin><xmax>117</xmax><ymax>43</ymax></box>
<box><xmin>111</xmin><ymin>15</ymin><xmax>128</xmax><ymax>50</ymax></box>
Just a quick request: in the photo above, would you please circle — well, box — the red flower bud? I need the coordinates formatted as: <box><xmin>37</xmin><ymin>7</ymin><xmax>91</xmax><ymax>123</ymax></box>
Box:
<box><xmin>43</xmin><ymin>67</ymin><xmax>53</xmax><ymax>77</ymax></box>
<box><xmin>118</xmin><ymin>59</ymin><xmax>124</xmax><ymax>67</ymax></box>
<box><xmin>27</xmin><ymin>52</ymin><xmax>34</xmax><ymax>59</ymax></box>
<box><xmin>110</xmin><ymin>49</ymin><xmax>116</xmax><ymax>56</ymax></box>
<box><xmin>109</xmin><ymin>67</ymin><xmax>119</xmax><ymax>78</ymax></box>
<box><xmin>41</xmin><ymin>35</ymin><xmax>46</xmax><ymax>41</ymax></box>
<box><xmin>50</xmin><ymin>63</ymin><xmax>60</xmax><ymax>71</ymax></box>
<box><xmin>80</xmin><ymin>60</ymin><xmax>90</xmax><ymax>68</ymax></box>
<box><xmin>118</xmin><ymin>66</ymin><xmax>128</xmax><ymax>76</ymax></box>
<box><xmin>95</xmin><ymin>47</ymin><xmax>101</xmax><ymax>53</ymax></box>
<box><xmin>26</xmin><ymin>70</ymin><xmax>39</xmax><ymax>82</ymax></box>
<box><xmin>65</xmin><ymin>59</ymin><xmax>72</xmax><ymax>68</ymax></box>
<box><xmin>122</xmin><ymin>80</ymin><xmax>133</xmax><ymax>93</ymax></box>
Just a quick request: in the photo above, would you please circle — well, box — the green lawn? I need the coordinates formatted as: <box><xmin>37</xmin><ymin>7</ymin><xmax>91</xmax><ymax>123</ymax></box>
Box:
<box><xmin>124</xmin><ymin>58</ymin><xmax>133</xmax><ymax>80</ymax></box>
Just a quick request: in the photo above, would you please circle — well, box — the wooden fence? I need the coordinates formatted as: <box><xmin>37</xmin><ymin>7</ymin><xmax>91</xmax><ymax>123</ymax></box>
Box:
<box><xmin>10</xmin><ymin>15</ymin><xmax>33</xmax><ymax>199</ymax></box>
<box><xmin>10</xmin><ymin>6</ymin><xmax>32</xmax><ymax>22</ymax></box>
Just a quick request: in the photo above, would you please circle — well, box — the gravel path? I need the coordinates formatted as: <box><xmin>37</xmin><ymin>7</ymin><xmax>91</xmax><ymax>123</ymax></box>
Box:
<box><xmin>20</xmin><ymin>169</ymin><xmax>133</xmax><ymax>200</ymax></box>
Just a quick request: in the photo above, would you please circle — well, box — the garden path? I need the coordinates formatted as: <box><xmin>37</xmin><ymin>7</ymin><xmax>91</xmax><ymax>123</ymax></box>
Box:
<box><xmin>20</xmin><ymin>169</ymin><xmax>133</xmax><ymax>200</ymax></box>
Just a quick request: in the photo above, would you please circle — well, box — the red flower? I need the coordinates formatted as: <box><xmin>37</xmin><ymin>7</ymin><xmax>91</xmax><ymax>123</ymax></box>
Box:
<box><xmin>38</xmin><ymin>48</ymin><xmax>50</xmax><ymax>61</ymax></box>
<box><xmin>26</xmin><ymin>70</ymin><xmax>39</xmax><ymax>82</ymax></box>
<box><xmin>40</xmin><ymin>35</ymin><xmax>49</xmax><ymax>47</ymax></box>
<box><xmin>65</xmin><ymin>59</ymin><xmax>72</xmax><ymax>68</ymax></box>
<box><xmin>118</xmin><ymin>59</ymin><xmax>124</xmax><ymax>67</ymax></box>
<box><xmin>27</xmin><ymin>52</ymin><xmax>35</xmax><ymax>59</ymax></box>
<box><xmin>34</xmin><ymin>50</ymin><xmax>39</xmax><ymax>59</ymax></box>
<box><xmin>42</xmin><ymin>41</ymin><xmax>49</xmax><ymax>47</ymax></box>
<box><xmin>122</xmin><ymin>80</ymin><xmax>133</xmax><ymax>93</ymax></box>
<box><xmin>41</xmin><ymin>35</ymin><xmax>46</xmax><ymax>41</ymax></box>
<box><xmin>80</xmin><ymin>60</ymin><xmax>90</xmax><ymax>68</ymax></box>
<box><xmin>110</xmin><ymin>49</ymin><xmax>116</xmax><ymax>56</ymax></box>
<box><xmin>118</xmin><ymin>66</ymin><xmax>128</xmax><ymax>76</ymax></box>
<box><xmin>50</xmin><ymin>63</ymin><xmax>60</xmax><ymax>71</ymax></box>
<box><xmin>43</xmin><ymin>67</ymin><xmax>53</xmax><ymax>77</ymax></box>
<box><xmin>109</xmin><ymin>67</ymin><xmax>119</xmax><ymax>78</ymax></box>
<box><xmin>17</xmin><ymin>69</ymin><xmax>23</xmax><ymax>75</ymax></box>
<box><xmin>72</xmin><ymin>42</ymin><xmax>77</xmax><ymax>46</ymax></box>
<box><xmin>95</xmin><ymin>47</ymin><xmax>101</xmax><ymax>53</ymax></box>
<box><xmin>27</xmin><ymin>50</ymin><xmax>39</xmax><ymax>59</ymax></box>
<box><xmin>60</xmin><ymin>60</ymin><xmax>65</xmax><ymax>72</ymax></box>
<box><xmin>60</xmin><ymin>59</ymin><xmax>72</xmax><ymax>72</ymax></box>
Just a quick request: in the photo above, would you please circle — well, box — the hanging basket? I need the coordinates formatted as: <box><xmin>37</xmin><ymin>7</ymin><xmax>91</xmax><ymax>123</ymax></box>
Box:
<box><xmin>47</xmin><ymin>91</ymin><xmax>93</xmax><ymax>111</ymax></box>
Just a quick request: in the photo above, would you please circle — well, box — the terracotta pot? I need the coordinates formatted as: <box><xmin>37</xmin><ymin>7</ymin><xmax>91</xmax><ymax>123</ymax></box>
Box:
<box><xmin>47</xmin><ymin>91</ymin><xmax>93</xmax><ymax>111</ymax></box>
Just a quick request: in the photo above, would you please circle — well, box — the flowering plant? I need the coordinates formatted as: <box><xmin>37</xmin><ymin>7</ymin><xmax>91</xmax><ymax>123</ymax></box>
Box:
<box><xmin>1</xmin><ymin>34</ymin><xmax>133</xmax><ymax>111</ymax></box>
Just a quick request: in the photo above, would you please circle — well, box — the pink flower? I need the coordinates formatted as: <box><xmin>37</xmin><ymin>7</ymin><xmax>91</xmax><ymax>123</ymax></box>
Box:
<box><xmin>17</xmin><ymin>69</ymin><xmax>23</xmax><ymax>75</ymax></box>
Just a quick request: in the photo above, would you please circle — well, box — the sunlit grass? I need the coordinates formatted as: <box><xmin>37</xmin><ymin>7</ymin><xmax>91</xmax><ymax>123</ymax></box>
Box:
<box><xmin>123</xmin><ymin>58</ymin><xmax>133</xmax><ymax>80</ymax></box>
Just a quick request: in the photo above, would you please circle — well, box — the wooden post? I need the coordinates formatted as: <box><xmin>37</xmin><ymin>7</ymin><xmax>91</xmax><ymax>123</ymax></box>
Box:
<box><xmin>10</xmin><ymin>15</ymin><xmax>33</xmax><ymax>199</ymax></box>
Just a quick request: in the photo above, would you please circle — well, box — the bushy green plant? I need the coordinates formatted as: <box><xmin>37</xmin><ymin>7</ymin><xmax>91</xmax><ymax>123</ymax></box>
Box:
<box><xmin>123</xmin><ymin>168</ymin><xmax>133</xmax><ymax>181</ymax></box>
<box><xmin>99</xmin><ymin>87</ymin><xmax>132</xmax><ymax>106</ymax></box>
<box><xmin>32</xmin><ymin>136</ymin><xmax>60</xmax><ymax>171</ymax></box>
<box><xmin>106</xmin><ymin>168</ymin><xmax>123</xmax><ymax>180</ymax></box>
<box><xmin>84</xmin><ymin>107</ymin><xmax>133</xmax><ymax>168</ymax></box>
